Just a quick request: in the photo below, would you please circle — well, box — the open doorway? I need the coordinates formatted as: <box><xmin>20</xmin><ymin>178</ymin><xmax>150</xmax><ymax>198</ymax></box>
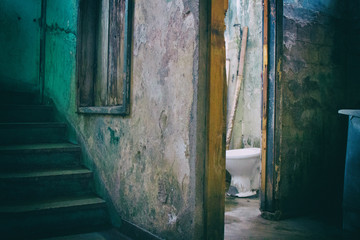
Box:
<box><xmin>0</xmin><ymin>0</ymin><xmax>45</xmax><ymax>102</ymax></box>
<box><xmin>201</xmin><ymin>0</ymin><xmax>274</xmax><ymax>239</ymax></box>
<box><xmin>223</xmin><ymin>0</ymin><xmax>263</xmax><ymax>237</ymax></box>
<box><xmin>205</xmin><ymin>0</ymin><xmax>359</xmax><ymax>239</ymax></box>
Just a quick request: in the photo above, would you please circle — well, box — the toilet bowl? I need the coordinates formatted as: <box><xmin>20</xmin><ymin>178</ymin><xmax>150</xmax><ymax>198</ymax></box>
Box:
<box><xmin>226</xmin><ymin>148</ymin><xmax>261</xmax><ymax>197</ymax></box>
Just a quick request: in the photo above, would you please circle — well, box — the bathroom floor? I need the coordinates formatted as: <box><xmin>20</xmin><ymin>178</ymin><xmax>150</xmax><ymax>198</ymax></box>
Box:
<box><xmin>224</xmin><ymin>195</ymin><xmax>357</xmax><ymax>240</ymax></box>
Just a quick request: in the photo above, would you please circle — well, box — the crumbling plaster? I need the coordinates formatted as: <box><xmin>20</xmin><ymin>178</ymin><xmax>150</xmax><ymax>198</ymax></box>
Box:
<box><xmin>44</xmin><ymin>0</ymin><xmax>201</xmax><ymax>239</ymax></box>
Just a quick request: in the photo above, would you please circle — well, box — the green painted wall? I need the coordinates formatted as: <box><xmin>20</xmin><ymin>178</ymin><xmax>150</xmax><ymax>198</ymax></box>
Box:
<box><xmin>44</xmin><ymin>0</ymin><xmax>202</xmax><ymax>239</ymax></box>
<box><xmin>225</xmin><ymin>0</ymin><xmax>262</xmax><ymax>149</ymax></box>
<box><xmin>0</xmin><ymin>0</ymin><xmax>41</xmax><ymax>92</ymax></box>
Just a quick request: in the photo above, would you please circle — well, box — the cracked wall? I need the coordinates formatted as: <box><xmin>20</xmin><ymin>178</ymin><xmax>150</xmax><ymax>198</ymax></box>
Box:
<box><xmin>225</xmin><ymin>0</ymin><xmax>262</xmax><ymax>149</ymax></box>
<box><xmin>44</xmin><ymin>0</ymin><xmax>201</xmax><ymax>239</ymax></box>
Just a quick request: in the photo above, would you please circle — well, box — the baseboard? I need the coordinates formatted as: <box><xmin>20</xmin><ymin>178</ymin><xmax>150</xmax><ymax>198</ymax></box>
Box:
<box><xmin>119</xmin><ymin>219</ymin><xmax>163</xmax><ymax>240</ymax></box>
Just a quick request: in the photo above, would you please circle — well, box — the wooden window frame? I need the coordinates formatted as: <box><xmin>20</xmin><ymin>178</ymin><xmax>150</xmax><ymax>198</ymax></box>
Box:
<box><xmin>76</xmin><ymin>0</ymin><xmax>133</xmax><ymax>115</ymax></box>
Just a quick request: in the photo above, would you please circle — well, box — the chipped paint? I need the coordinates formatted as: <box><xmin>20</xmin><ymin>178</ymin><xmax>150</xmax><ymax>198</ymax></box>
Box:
<box><xmin>168</xmin><ymin>212</ymin><xmax>177</xmax><ymax>225</ymax></box>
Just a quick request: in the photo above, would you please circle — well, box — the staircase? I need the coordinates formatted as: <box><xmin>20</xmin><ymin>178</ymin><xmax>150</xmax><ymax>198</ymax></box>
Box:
<box><xmin>0</xmin><ymin>92</ymin><xmax>109</xmax><ymax>239</ymax></box>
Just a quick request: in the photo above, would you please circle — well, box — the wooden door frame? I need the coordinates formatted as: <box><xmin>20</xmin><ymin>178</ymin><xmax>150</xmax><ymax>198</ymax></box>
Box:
<box><xmin>199</xmin><ymin>0</ymin><xmax>228</xmax><ymax>239</ymax></box>
<box><xmin>260</xmin><ymin>0</ymin><xmax>280</xmax><ymax>217</ymax></box>
<box><xmin>201</xmin><ymin>0</ymin><xmax>278</xmax><ymax>238</ymax></box>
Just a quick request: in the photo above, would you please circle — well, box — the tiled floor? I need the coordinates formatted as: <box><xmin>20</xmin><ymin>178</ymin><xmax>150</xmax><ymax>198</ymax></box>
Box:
<box><xmin>224</xmin><ymin>196</ymin><xmax>357</xmax><ymax>240</ymax></box>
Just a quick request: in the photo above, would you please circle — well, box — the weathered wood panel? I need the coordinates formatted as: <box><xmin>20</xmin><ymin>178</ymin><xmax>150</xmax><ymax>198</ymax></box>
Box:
<box><xmin>107</xmin><ymin>0</ymin><xmax>126</xmax><ymax>106</ymax></box>
<box><xmin>78</xmin><ymin>0</ymin><xmax>132</xmax><ymax>114</ymax></box>
<box><xmin>94</xmin><ymin>0</ymin><xmax>109</xmax><ymax>106</ymax></box>
<box><xmin>78</xmin><ymin>0</ymin><xmax>98</xmax><ymax>107</ymax></box>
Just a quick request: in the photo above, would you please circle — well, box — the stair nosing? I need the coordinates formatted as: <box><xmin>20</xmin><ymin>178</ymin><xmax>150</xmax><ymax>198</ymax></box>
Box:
<box><xmin>0</xmin><ymin>196</ymin><xmax>106</xmax><ymax>214</ymax></box>
<box><xmin>0</xmin><ymin>122</ymin><xmax>66</xmax><ymax>128</ymax></box>
<box><xmin>0</xmin><ymin>169</ymin><xmax>92</xmax><ymax>180</ymax></box>
<box><xmin>0</xmin><ymin>143</ymin><xmax>80</xmax><ymax>153</ymax></box>
<box><xmin>0</xmin><ymin>104</ymin><xmax>53</xmax><ymax>109</ymax></box>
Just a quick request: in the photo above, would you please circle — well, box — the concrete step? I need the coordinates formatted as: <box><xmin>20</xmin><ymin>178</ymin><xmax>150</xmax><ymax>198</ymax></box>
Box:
<box><xmin>0</xmin><ymin>196</ymin><xmax>109</xmax><ymax>240</ymax></box>
<box><xmin>0</xmin><ymin>91</ymin><xmax>41</xmax><ymax>105</ymax></box>
<box><xmin>0</xmin><ymin>104</ymin><xmax>54</xmax><ymax>123</ymax></box>
<box><xmin>43</xmin><ymin>228</ymin><xmax>133</xmax><ymax>240</ymax></box>
<box><xmin>0</xmin><ymin>122</ymin><xmax>67</xmax><ymax>145</ymax></box>
<box><xmin>0</xmin><ymin>143</ymin><xmax>81</xmax><ymax>172</ymax></box>
<box><xmin>0</xmin><ymin>95</ymin><xmax>112</xmax><ymax>239</ymax></box>
<box><xmin>0</xmin><ymin>169</ymin><xmax>94</xmax><ymax>203</ymax></box>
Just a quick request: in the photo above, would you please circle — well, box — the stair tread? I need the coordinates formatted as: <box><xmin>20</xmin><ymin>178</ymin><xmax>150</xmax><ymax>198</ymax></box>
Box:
<box><xmin>0</xmin><ymin>122</ymin><xmax>66</xmax><ymax>127</ymax></box>
<box><xmin>0</xmin><ymin>142</ymin><xmax>79</xmax><ymax>151</ymax></box>
<box><xmin>0</xmin><ymin>169</ymin><xmax>92</xmax><ymax>179</ymax></box>
<box><xmin>0</xmin><ymin>98</ymin><xmax>109</xmax><ymax>239</ymax></box>
<box><xmin>42</xmin><ymin>228</ymin><xmax>132</xmax><ymax>240</ymax></box>
<box><xmin>0</xmin><ymin>196</ymin><xmax>105</xmax><ymax>213</ymax></box>
<box><xmin>0</xmin><ymin>104</ymin><xmax>52</xmax><ymax>109</ymax></box>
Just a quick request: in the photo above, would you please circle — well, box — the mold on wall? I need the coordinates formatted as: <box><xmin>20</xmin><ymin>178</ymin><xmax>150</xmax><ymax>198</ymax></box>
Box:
<box><xmin>44</xmin><ymin>0</ymin><xmax>201</xmax><ymax>239</ymax></box>
<box><xmin>275</xmin><ymin>0</ymin><xmax>349</xmax><ymax>218</ymax></box>
<box><xmin>224</xmin><ymin>0</ymin><xmax>262</xmax><ymax>149</ymax></box>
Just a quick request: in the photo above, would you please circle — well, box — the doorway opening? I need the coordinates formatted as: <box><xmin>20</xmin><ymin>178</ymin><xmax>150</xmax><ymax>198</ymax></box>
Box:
<box><xmin>0</xmin><ymin>0</ymin><xmax>46</xmax><ymax>102</ymax></box>
<box><xmin>223</xmin><ymin>0</ymin><xmax>263</xmax><ymax>238</ymax></box>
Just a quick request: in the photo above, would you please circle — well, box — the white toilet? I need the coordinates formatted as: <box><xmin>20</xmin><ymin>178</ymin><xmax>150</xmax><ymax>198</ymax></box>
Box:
<box><xmin>226</xmin><ymin>148</ymin><xmax>261</xmax><ymax>197</ymax></box>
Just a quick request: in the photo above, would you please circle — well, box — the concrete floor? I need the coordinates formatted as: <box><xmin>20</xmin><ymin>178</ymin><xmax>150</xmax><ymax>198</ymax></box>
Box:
<box><xmin>42</xmin><ymin>196</ymin><xmax>360</xmax><ymax>240</ymax></box>
<box><xmin>224</xmin><ymin>196</ymin><xmax>357</xmax><ymax>240</ymax></box>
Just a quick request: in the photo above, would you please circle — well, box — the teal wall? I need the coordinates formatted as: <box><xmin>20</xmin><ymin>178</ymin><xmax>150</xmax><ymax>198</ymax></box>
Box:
<box><xmin>0</xmin><ymin>0</ymin><xmax>41</xmax><ymax>92</ymax></box>
<box><xmin>44</xmin><ymin>0</ymin><xmax>202</xmax><ymax>239</ymax></box>
<box><xmin>45</xmin><ymin>0</ymin><xmax>77</xmax><ymax>113</ymax></box>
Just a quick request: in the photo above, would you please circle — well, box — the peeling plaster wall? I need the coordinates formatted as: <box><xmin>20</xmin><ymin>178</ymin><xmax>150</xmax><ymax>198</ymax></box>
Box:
<box><xmin>225</xmin><ymin>0</ymin><xmax>262</xmax><ymax>149</ymax></box>
<box><xmin>44</xmin><ymin>0</ymin><xmax>201</xmax><ymax>239</ymax></box>
<box><xmin>276</xmin><ymin>0</ymin><xmax>349</xmax><ymax>218</ymax></box>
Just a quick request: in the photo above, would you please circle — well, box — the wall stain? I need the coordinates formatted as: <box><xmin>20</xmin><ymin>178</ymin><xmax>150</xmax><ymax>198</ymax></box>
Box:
<box><xmin>107</xmin><ymin>127</ymin><xmax>120</xmax><ymax>145</ymax></box>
